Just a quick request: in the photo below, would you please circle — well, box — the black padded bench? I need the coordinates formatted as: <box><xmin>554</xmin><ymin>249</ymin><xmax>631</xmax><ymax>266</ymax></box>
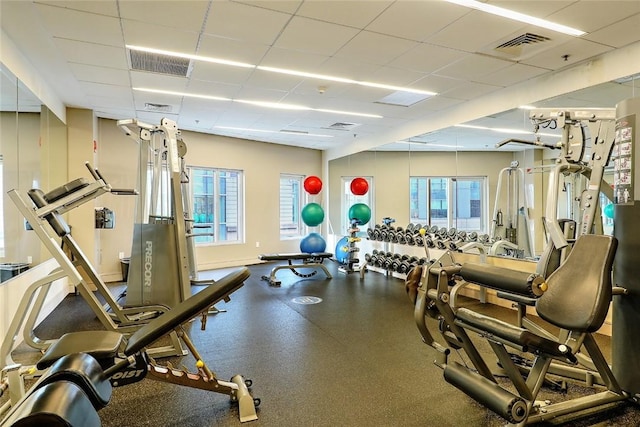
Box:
<box><xmin>1</xmin><ymin>353</ymin><xmax>108</xmax><ymax>427</ymax></box>
<box><xmin>259</xmin><ymin>252</ymin><xmax>333</xmax><ymax>286</ymax></box>
<box><xmin>30</xmin><ymin>268</ymin><xmax>258</xmax><ymax>423</ymax></box>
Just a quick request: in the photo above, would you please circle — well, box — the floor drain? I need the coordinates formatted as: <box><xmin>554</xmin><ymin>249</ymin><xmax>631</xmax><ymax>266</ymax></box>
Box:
<box><xmin>291</xmin><ymin>296</ymin><xmax>323</xmax><ymax>305</ymax></box>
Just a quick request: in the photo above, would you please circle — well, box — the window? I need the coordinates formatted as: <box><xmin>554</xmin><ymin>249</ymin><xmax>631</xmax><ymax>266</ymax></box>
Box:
<box><xmin>189</xmin><ymin>167</ymin><xmax>243</xmax><ymax>244</ymax></box>
<box><xmin>280</xmin><ymin>174</ymin><xmax>304</xmax><ymax>238</ymax></box>
<box><xmin>341</xmin><ymin>176</ymin><xmax>374</xmax><ymax>234</ymax></box>
<box><xmin>410</xmin><ymin>176</ymin><xmax>487</xmax><ymax>232</ymax></box>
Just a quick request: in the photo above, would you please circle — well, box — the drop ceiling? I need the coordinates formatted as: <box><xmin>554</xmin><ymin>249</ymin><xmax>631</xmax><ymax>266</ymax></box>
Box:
<box><xmin>1</xmin><ymin>1</ymin><xmax>639</xmax><ymax>159</ymax></box>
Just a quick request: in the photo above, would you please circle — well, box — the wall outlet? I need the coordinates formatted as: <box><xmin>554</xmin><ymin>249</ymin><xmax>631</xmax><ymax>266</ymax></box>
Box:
<box><xmin>255</xmin><ymin>242</ymin><xmax>260</xmax><ymax>248</ymax></box>
<box><xmin>27</xmin><ymin>256</ymin><xmax>32</xmax><ymax>264</ymax></box>
<box><xmin>119</xmin><ymin>252</ymin><xmax>125</xmax><ymax>259</ymax></box>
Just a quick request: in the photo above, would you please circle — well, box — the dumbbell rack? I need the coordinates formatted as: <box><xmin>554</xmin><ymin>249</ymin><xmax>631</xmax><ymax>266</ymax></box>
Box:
<box><xmin>338</xmin><ymin>219</ymin><xmax>361</xmax><ymax>274</ymax></box>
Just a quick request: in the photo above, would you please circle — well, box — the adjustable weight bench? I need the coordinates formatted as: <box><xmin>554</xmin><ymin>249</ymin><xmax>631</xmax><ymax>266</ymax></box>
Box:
<box><xmin>30</xmin><ymin>268</ymin><xmax>259</xmax><ymax>423</ymax></box>
<box><xmin>258</xmin><ymin>252</ymin><xmax>333</xmax><ymax>286</ymax></box>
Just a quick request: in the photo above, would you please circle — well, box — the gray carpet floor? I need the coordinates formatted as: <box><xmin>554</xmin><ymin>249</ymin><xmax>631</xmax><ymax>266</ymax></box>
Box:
<box><xmin>5</xmin><ymin>260</ymin><xmax>640</xmax><ymax>426</ymax></box>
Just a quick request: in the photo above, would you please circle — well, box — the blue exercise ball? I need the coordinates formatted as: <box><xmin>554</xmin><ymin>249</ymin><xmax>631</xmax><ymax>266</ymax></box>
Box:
<box><xmin>335</xmin><ymin>236</ymin><xmax>350</xmax><ymax>264</ymax></box>
<box><xmin>300</xmin><ymin>232</ymin><xmax>327</xmax><ymax>253</ymax></box>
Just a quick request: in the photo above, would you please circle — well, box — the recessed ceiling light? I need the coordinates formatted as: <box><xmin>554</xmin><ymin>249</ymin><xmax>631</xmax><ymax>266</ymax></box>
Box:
<box><xmin>375</xmin><ymin>91</ymin><xmax>433</xmax><ymax>107</ymax></box>
<box><xmin>127</xmin><ymin>45</ymin><xmax>437</xmax><ymax>96</ymax></box>
<box><xmin>444</xmin><ymin>0</ymin><xmax>586</xmax><ymax>36</ymax></box>
<box><xmin>455</xmin><ymin>123</ymin><xmax>557</xmax><ymax>138</ymax></box>
<box><xmin>215</xmin><ymin>126</ymin><xmax>333</xmax><ymax>137</ymax></box>
<box><xmin>133</xmin><ymin>87</ymin><xmax>382</xmax><ymax>118</ymax></box>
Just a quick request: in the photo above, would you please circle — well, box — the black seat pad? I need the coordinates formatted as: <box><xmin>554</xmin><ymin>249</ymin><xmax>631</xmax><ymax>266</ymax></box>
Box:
<box><xmin>38</xmin><ymin>331</ymin><xmax>123</xmax><ymax>370</ymax></box>
<box><xmin>259</xmin><ymin>252</ymin><xmax>332</xmax><ymax>261</ymax></box>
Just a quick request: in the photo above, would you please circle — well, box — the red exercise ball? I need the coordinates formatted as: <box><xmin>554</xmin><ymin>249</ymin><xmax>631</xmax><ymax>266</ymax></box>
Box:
<box><xmin>304</xmin><ymin>175</ymin><xmax>323</xmax><ymax>194</ymax></box>
<box><xmin>350</xmin><ymin>177</ymin><xmax>369</xmax><ymax>195</ymax></box>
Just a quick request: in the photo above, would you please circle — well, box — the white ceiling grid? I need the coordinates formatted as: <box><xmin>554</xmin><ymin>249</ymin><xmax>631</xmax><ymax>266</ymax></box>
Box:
<box><xmin>0</xmin><ymin>0</ymin><xmax>639</xmax><ymax>155</ymax></box>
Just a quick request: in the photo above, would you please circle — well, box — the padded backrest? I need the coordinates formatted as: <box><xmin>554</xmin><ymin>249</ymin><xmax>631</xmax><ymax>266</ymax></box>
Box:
<box><xmin>536</xmin><ymin>234</ymin><xmax>617</xmax><ymax>332</ymax></box>
<box><xmin>27</xmin><ymin>189</ymin><xmax>70</xmax><ymax>237</ymax></box>
<box><xmin>124</xmin><ymin>267</ymin><xmax>250</xmax><ymax>356</ymax></box>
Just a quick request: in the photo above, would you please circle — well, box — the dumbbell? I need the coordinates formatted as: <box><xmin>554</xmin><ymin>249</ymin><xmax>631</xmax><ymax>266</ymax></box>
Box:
<box><xmin>467</xmin><ymin>231</ymin><xmax>478</xmax><ymax>242</ymax></box>
<box><xmin>392</xmin><ymin>254</ymin><xmax>407</xmax><ymax>272</ymax></box>
<box><xmin>367</xmin><ymin>228</ymin><xmax>374</xmax><ymax>240</ymax></box>
<box><xmin>384</xmin><ymin>253</ymin><xmax>398</xmax><ymax>270</ymax></box>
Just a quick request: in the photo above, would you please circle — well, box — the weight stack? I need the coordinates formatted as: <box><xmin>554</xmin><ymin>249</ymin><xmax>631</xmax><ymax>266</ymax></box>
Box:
<box><xmin>613</xmin><ymin>97</ymin><xmax>640</xmax><ymax>397</ymax></box>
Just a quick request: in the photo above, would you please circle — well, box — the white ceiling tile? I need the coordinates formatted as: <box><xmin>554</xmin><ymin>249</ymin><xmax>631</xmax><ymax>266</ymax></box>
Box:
<box><xmin>232</xmin><ymin>1</ymin><xmax>303</xmax><ymax>15</ymax></box>
<box><xmin>390</xmin><ymin>44</ymin><xmax>468</xmax><ymax>74</ymax></box>
<box><xmin>315</xmin><ymin>56</ymin><xmax>382</xmax><ymax>81</ymax></box>
<box><xmin>273</xmin><ymin>16</ymin><xmax>360</xmax><ymax>56</ymax></box>
<box><xmin>368</xmin><ymin>66</ymin><xmax>428</xmax><ymax>87</ymax></box>
<box><xmin>474</xmin><ymin>63</ymin><xmax>548</xmax><ymax>87</ymax></box>
<box><xmin>79</xmin><ymin>82</ymin><xmax>132</xmax><ymax>99</ymax></box>
<box><xmin>584</xmin><ymin>13</ymin><xmax>640</xmax><ymax>48</ymax></box>
<box><xmin>402</xmin><ymin>96</ymin><xmax>466</xmax><ymax>120</ymax></box>
<box><xmin>53</xmin><ymin>39</ymin><xmax>128</xmax><ymax>69</ymax></box>
<box><xmin>234</xmin><ymin>86</ymin><xmax>289</xmax><ymax>102</ymax></box>
<box><xmin>187</xmin><ymin>78</ymin><xmax>242</xmax><ymax>99</ymax></box>
<box><xmin>130</xmin><ymin>71</ymin><xmax>189</xmax><ymax>91</ymax></box>
<box><xmin>297</xmin><ymin>1</ymin><xmax>392</xmax><ymax>29</ymax></box>
<box><xmin>198</xmin><ymin>34</ymin><xmax>270</xmax><ymax>64</ymax></box>
<box><xmin>88</xmin><ymin>94</ymin><xmax>134</xmax><ymax>110</ymax></box>
<box><xmin>291</xmin><ymin>80</ymin><xmax>353</xmax><ymax>98</ymax></box>
<box><xmin>37</xmin><ymin>1</ymin><xmax>119</xmax><ymax>17</ymax></box>
<box><xmin>521</xmin><ymin>38</ymin><xmax>613</xmax><ymax>70</ymax></box>
<box><xmin>259</xmin><ymin>47</ymin><xmax>331</xmax><ymax>70</ymax></box>
<box><xmin>367</xmin><ymin>1</ymin><xmax>468</xmax><ymax>41</ymax></box>
<box><xmin>335</xmin><ymin>31</ymin><xmax>418</xmax><ymax>65</ymax></box>
<box><xmin>189</xmin><ymin>62</ymin><xmax>253</xmax><ymax>86</ymax></box>
<box><xmin>69</xmin><ymin>63</ymin><xmax>130</xmax><ymax>86</ymax></box>
<box><xmin>119</xmin><ymin>1</ymin><xmax>210</xmax><ymax>30</ymax></box>
<box><xmin>413</xmin><ymin>74</ymin><xmax>466</xmax><ymax>94</ymax></box>
<box><xmin>205</xmin><ymin>1</ymin><xmax>290</xmax><ymax>44</ymax></box>
<box><xmin>435</xmin><ymin>55</ymin><xmax>512</xmax><ymax>81</ymax></box>
<box><xmin>426</xmin><ymin>10</ymin><xmax>526</xmax><ymax>53</ymax></box>
<box><xmin>35</xmin><ymin>3</ymin><xmax>123</xmax><ymax>46</ymax></box>
<box><xmin>547</xmin><ymin>1</ymin><xmax>640</xmax><ymax>33</ymax></box>
<box><xmin>122</xmin><ymin>19</ymin><xmax>199</xmax><ymax>52</ymax></box>
<box><xmin>442</xmin><ymin>81</ymin><xmax>503</xmax><ymax>101</ymax></box>
<box><xmin>242</xmin><ymin>69</ymin><xmax>304</xmax><ymax>92</ymax></box>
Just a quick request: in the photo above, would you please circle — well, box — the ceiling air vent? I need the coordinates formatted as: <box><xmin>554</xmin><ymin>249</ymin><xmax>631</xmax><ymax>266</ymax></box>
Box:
<box><xmin>324</xmin><ymin>122</ymin><xmax>361</xmax><ymax>131</ymax></box>
<box><xmin>144</xmin><ymin>103</ymin><xmax>173</xmax><ymax>113</ymax></box>
<box><xmin>130</xmin><ymin>50</ymin><xmax>191</xmax><ymax>77</ymax></box>
<box><xmin>494</xmin><ymin>33</ymin><xmax>551</xmax><ymax>56</ymax></box>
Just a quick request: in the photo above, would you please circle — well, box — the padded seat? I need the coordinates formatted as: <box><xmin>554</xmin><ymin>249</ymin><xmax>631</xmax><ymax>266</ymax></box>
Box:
<box><xmin>37</xmin><ymin>331</ymin><xmax>123</xmax><ymax>370</ymax></box>
<box><xmin>44</xmin><ymin>178</ymin><xmax>89</xmax><ymax>203</ymax></box>
<box><xmin>259</xmin><ymin>252</ymin><xmax>333</xmax><ymax>261</ymax></box>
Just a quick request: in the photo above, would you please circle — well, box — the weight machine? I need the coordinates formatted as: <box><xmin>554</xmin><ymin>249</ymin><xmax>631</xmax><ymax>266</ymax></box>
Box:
<box><xmin>412</xmin><ymin>99</ymin><xmax>639</xmax><ymax>425</ymax></box>
<box><xmin>117</xmin><ymin>118</ymin><xmax>214</xmax><ymax>309</ymax></box>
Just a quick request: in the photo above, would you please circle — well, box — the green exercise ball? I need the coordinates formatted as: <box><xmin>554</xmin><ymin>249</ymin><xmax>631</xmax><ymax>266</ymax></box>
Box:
<box><xmin>348</xmin><ymin>203</ymin><xmax>371</xmax><ymax>225</ymax></box>
<box><xmin>603</xmin><ymin>203</ymin><xmax>614</xmax><ymax>219</ymax></box>
<box><xmin>301</xmin><ymin>202</ymin><xmax>325</xmax><ymax>227</ymax></box>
